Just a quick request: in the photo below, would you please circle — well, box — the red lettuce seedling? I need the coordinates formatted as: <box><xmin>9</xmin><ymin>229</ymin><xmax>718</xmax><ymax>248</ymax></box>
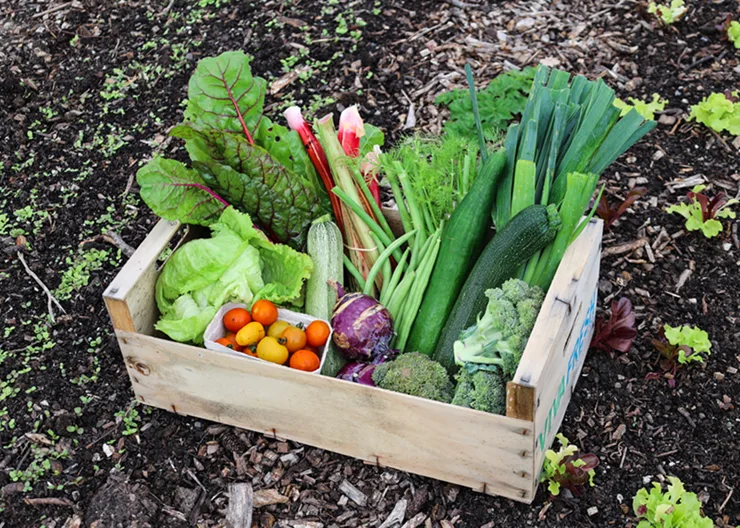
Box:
<box><xmin>647</xmin><ymin>324</ymin><xmax>712</xmax><ymax>387</ymax></box>
<box><xmin>596</xmin><ymin>188</ymin><xmax>647</xmax><ymax>231</ymax></box>
<box><xmin>540</xmin><ymin>434</ymin><xmax>599</xmax><ymax>498</ymax></box>
<box><xmin>667</xmin><ymin>184</ymin><xmax>738</xmax><ymax>238</ymax></box>
<box><xmin>590</xmin><ymin>297</ymin><xmax>637</xmax><ymax>357</ymax></box>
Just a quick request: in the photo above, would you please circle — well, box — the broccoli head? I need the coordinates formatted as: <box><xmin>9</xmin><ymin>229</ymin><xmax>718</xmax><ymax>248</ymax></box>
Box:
<box><xmin>453</xmin><ymin>279</ymin><xmax>544</xmax><ymax>380</ymax></box>
<box><xmin>372</xmin><ymin>352</ymin><xmax>454</xmax><ymax>403</ymax></box>
<box><xmin>452</xmin><ymin>364</ymin><xmax>506</xmax><ymax>415</ymax></box>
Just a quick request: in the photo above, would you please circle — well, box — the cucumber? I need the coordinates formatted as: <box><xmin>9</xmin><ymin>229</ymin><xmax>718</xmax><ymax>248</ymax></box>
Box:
<box><xmin>305</xmin><ymin>218</ymin><xmax>347</xmax><ymax>377</ymax></box>
<box><xmin>405</xmin><ymin>148</ymin><xmax>507</xmax><ymax>355</ymax></box>
<box><xmin>433</xmin><ymin>204</ymin><xmax>561</xmax><ymax>373</ymax></box>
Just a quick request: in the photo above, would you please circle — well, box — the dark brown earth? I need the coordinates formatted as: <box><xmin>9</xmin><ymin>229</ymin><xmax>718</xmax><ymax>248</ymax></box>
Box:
<box><xmin>1</xmin><ymin>0</ymin><xmax>739</xmax><ymax>527</ymax></box>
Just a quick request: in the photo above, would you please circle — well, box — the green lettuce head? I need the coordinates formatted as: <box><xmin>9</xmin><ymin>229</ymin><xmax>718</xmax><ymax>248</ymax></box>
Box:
<box><xmin>154</xmin><ymin>207</ymin><xmax>313</xmax><ymax>343</ymax></box>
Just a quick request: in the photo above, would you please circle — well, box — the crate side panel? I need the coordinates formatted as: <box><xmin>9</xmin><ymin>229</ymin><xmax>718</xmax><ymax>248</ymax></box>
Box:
<box><xmin>117</xmin><ymin>331</ymin><xmax>536</xmax><ymax>502</ymax></box>
<box><xmin>103</xmin><ymin>219</ymin><xmax>181</xmax><ymax>334</ymax></box>
<box><xmin>532</xmin><ymin>243</ymin><xmax>601</xmax><ymax>473</ymax></box>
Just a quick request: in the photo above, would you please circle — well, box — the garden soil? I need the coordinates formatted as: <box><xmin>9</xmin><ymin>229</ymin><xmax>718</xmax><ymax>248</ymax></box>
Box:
<box><xmin>1</xmin><ymin>0</ymin><xmax>739</xmax><ymax>527</ymax></box>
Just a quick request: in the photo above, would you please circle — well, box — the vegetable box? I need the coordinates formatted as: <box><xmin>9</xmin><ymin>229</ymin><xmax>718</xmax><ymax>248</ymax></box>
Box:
<box><xmin>103</xmin><ymin>217</ymin><xmax>603</xmax><ymax>504</ymax></box>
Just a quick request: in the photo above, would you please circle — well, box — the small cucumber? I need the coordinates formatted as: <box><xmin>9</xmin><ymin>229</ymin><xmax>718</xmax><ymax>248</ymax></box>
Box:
<box><xmin>433</xmin><ymin>204</ymin><xmax>561</xmax><ymax>373</ymax></box>
<box><xmin>405</xmin><ymin>148</ymin><xmax>507</xmax><ymax>355</ymax></box>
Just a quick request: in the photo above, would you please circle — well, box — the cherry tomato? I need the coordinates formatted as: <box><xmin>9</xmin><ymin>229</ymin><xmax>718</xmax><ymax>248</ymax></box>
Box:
<box><xmin>224</xmin><ymin>332</ymin><xmax>244</xmax><ymax>352</ymax></box>
<box><xmin>289</xmin><ymin>349</ymin><xmax>321</xmax><ymax>371</ymax></box>
<box><xmin>251</xmin><ymin>300</ymin><xmax>278</xmax><ymax>326</ymax></box>
<box><xmin>267</xmin><ymin>320</ymin><xmax>291</xmax><ymax>339</ymax></box>
<box><xmin>236</xmin><ymin>321</ymin><xmax>265</xmax><ymax>347</ymax></box>
<box><xmin>256</xmin><ymin>337</ymin><xmax>289</xmax><ymax>364</ymax></box>
<box><xmin>280</xmin><ymin>326</ymin><xmax>307</xmax><ymax>353</ymax></box>
<box><xmin>305</xmin><ymin>320</ymin><xmax>330</xmax><ymax>348</ymax></box>
<box><xmin>215</xmin><ymin>337</ymin><xmax>239</xmax><ymax>350</ymax></box>
<box><xmin>223</xmin><ymin>308</ymin><xmax>251</xmax><ymax>333</ymax></box>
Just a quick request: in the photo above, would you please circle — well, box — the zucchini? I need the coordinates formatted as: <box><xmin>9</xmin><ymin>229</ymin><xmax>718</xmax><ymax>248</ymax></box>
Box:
<box><xmin>406</xmin><ymin>148</ymin><xmax>507</xmax><ymax>355</ymax></box>
<box><xmin>305</xmin><ymin>218</ymin><xmax>346</xmax><ymax>377</ymax></box>
<box><xmin>433</xmin><ymin>204</ymin><xmax>561</xmax><ymax>373</ymax></box>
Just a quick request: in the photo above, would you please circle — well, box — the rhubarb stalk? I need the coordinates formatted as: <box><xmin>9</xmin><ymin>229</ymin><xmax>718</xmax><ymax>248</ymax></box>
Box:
<box><xmin>338</xmin><ymin>106</ymin><xmax>381</xmax><ymax>209</ymax></box>
<box><xmin>284</xmin><ymin>106</ymin><xmax>345</xmax><ymax>233</ymax></box>
<box><xmin>317</xmin><ymin>114</ymin><xmax>380</xmax><ymax>291</ymax></box>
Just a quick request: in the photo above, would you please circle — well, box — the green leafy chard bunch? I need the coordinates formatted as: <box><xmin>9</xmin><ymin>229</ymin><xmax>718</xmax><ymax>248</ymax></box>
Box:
<box><xmin>137</xmin><ymin>51</ymin><xmax>330</xmax><ymax>249</ymax></box>
<box><xmin>540</xmin><ymin>433</ymin><xmax>598</xmax><ymax>497</ymax></box>
<box><xmin>666</xmin><ymin>184</ymin><xmax>738</xmax><ymax>238</ymax></box>
<box><xmin>633</xmin><ymin>477</ymin><xmax>713</xmax><ymax>528</ymax></box>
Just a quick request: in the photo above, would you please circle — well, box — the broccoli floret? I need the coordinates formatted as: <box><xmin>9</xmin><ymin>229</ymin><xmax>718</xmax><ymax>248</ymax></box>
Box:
<box><xmin>372</xmin><ymin>352</ymin><xmax>454</xmax><ymax>403</ymax></box>
<box><xmin>452</xmin><ymin>364</ymin><xmax>506</xmax><ymax>415</ymax></box>
<box><xmin>453</xmin><ymin>279</ymin><xmax>544</xmax><ymax>380</ymax></box>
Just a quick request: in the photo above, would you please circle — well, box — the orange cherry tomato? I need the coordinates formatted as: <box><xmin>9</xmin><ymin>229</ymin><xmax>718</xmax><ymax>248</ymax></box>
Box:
<box><xmin>280</xmin><ymin>326</ymin><xmax>307</xmax><ymax>353</ymax></box>
<box><xmin>289</xmin><ymin>349</ymin><xmax>321</xmax><ymax>371</ymax></box>
<box><xmin>251</xmin><ymin>300</ymin><xmax>278</xmax><ymax>326</ymax></box>
<box><xmin>223</xmin><ymin>308</ymin><xmax>251</xmax><ymax>333</ymax></box>
<box><xmin>224</xmin><ymin>332</ymin><xmax>244</xmax><ymax>352</ymax></box>
<box><xmin>305</xmin><ymin>320</ymin><xmax>330</xmax><ymax>348</ymax></box>
<box><xmin>215</xmin><ymin>337</ymin><xmax>242</xmax><ymax>351</ymax></box>
<box><xmin>242</xmin><ymin>345</ymin><xmax>258</xmax><ymax>357</ymax></box>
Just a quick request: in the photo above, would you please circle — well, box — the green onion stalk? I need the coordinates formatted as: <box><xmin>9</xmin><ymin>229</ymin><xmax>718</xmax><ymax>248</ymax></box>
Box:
<box><xmin>494</xmin><ymin>64</ymin><xmax>656</xmax><ymax>290</ymax></box>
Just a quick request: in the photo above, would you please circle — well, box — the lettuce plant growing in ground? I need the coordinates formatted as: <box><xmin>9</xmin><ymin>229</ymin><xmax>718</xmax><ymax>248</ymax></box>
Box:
<box><xmin>688</xmin><ymin>91</ymin><xmax>740</xmax><ymax>137</ymax></box>
<box><xmin>633</xmin><ymin>477</ymin><xmax>713</xmax><ymax>528</ymax></box>
<box><xmin>729</xmin><ymin>21</ymin><xmax>740</xmax><ymax>48</ymax></box>
<box><xmin>590</xmin><ymin>297</ymin><xmax>637</xmax><ymax>357</ymax></box>
<box><xmin>647</xmin><ymin>0</ymin><xmax>687</xmax><ymax>25</ymax></box>
<box><xmin>666</xmin><ymin>184</ymin><xmax>738</xmax><ymax>238</ymax></box>
<box><xmin>647</xmin><ymin>324</ymin><xmax>711</xmax><ymax>386</ymax></box>
<box><xmin>614</xmin><ymin>94</ymin><xmax>668</xmax><ymax>121</ymax></box>
<box><xmin>596</xmin><ymin>188</ymin><xmax>647</xmax><ymax>231</ymax></box>
<box><xmin>540</xmin><ymin>434</ymin><xmax>598</xmax><ymax>497</ymax></box>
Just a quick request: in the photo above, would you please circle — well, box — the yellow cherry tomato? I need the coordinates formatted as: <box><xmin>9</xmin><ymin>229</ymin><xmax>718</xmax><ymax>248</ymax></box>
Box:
<box><xmin>256</xmin><ymin>336</ymin><xmax>289</xmax><ymax>364</ymax></box>
<box><xmin>236</xmin><ymin>321</ymin><xmax>265</xmax><ymax>347</ymax></box>
<box><xmin>267</xmin><ymin>320</ymin><xmax>291</xmax><ymax>339</ymax></box>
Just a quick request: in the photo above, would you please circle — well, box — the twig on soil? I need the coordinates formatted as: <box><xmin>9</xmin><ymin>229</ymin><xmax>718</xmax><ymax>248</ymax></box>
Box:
<box><xmin>158</xmin><ymin>0</ymin><xmax>176</xmax><ymax>18</ymax></box>
<box><xmin>602</xmin><ymin>238</ymin><xmax>648</xmax><ymax>257</ymax></box>
<box><xmin>24</xmin><ymin>497</ymin><xmax>75</xmax><ymax>508</ymax></box>
<box><xmin>31</xmin><ymin>2</ymin><xmax>73</xmax><ymax>19</ymax></box>
<box><xmin>16</xmin><ymin>252</ymin><xmax>66</xmax><ymax>323</ymax></box>
<box><xmin>683</xmin><ymin>49</ymin><xmax>729</xmax><ymax>71</ymax></box>
<box><xmin>677</xmin><ymin>407</ymin><xmax>696</xmax><ymax>428</ymax></box>
<box><xmin>226</xmin><ymin>483</ymin><xmax>253</xmax><ymax>528</ymax></box>
<box><xmin>186</xmin><ymin>468</ymin><xmax>208</xmax><ymax>493</ymax></box>
<box><xmin>719</xmin><ymin>483</ymin><xmax>734</xmax><ymax>513</ymax></box>
<box><xmin>79</xmin><ymin>232</ymin><xmax>135</xmax><ymax>258</ymax></box>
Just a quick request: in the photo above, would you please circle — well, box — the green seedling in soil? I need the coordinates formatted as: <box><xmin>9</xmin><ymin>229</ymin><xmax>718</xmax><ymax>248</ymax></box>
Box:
<box><xmin>115</xmin><ymin>405</ymin><xmax>141</xmax><ymax>436</ymax></box>
<box><xmin>633</xmin><ymin>476</ymin><xmax>712</xmax><ymax>528</ymax></box>
<box><xmin>666</xmin><ymin>184</ymin><xmax>737</xmax><ymax>238</ymax></box>
<box><xmin>435</xmin><ymin>67</ymin><xmax>535</xmax><ymax>141</ymax></box>
<box><xmin>55</xmin><ymin>248</ymin><xmax>111</xmax><ymax>301</ymax></box>
<box><xmin>688</xmin><ymin>91</ymin><xmax>740</xmax><ymax>136</ymax></box>
<box><xmin>540</xmin><ymin>433</ymin><xmax>598</xmax><ymax>497</ymax></box>
<box><xmin>648</xmin><ymin>324</ymin><xmax>711</xmax><ymax>387</ymax></box>
<box><xmin>596</xmin><ymin>187</ymin><xmax>648</xmax><ymax>231</ymax></box>
<box><xmin>647</xmin><ymin>0</ymin><xmax>687</xmax><ymax>25</ymax></box>
<box><xmin>613</xmin><ymin>94</ymin><xmax>668</xmax><ymax>121</ymax></box>
<box><xmin>728</xmin><ymin>21</ymin><xmax>740</xmax><ymax>48</ymax></box>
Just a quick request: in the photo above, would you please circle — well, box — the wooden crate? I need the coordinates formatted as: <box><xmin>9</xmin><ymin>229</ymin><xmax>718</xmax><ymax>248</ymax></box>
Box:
<box><xmin>103</xmin><ymin>218</ymin><xmax>602</xmax><ymax>503</ymax></box>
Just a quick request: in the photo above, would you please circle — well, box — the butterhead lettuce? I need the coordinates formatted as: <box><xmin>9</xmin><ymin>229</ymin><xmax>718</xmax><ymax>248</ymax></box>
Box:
<box><xmin>155</xmin><ymin>207</ymin><xmax>313</xmax><ymax>343</ymax></box>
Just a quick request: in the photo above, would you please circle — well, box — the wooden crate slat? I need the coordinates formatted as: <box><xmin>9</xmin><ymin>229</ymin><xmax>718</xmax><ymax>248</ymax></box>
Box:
<box><xmin>117</xmin><ymin>331</ymin><xmax>537</xmax><ymax>502</ymax></box>
<box><xmin>103</xmin><ymin>219</ymin><xmax>181</xmax><ymax>334</ymax></box>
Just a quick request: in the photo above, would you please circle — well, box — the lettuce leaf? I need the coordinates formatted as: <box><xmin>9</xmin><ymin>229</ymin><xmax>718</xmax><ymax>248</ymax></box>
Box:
<box><xmin>154</xmin><ymin>207</ymin><xmax>313</xmax><ymax>343</ymax></box>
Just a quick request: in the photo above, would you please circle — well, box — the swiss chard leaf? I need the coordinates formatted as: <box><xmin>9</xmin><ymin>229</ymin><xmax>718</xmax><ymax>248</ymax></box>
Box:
<box><xmin>185</xmin><ymin>51</ymin><xmax>266</xmax><ymax>140</ymax></box>
<box><xmin>136</xmin><ymin>157</ymin><xmax>228</xmax><ymax>226</ymax></box>
<box><xmin>596</xmin><ymin>187</ymin><xmax>647</xmax><ymax>231</ymax></box>
<box><xmin>172</xmin><ymin>124</ymin><xmax>319</xmax><ymax>247</ymax></box>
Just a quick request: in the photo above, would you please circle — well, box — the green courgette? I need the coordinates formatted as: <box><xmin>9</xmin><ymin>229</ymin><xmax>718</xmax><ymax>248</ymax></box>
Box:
<box><xmin>433</xmin><ymin>204</ymin><xmax>561</xmax><ymax>373</ymax></box>
<box><xmin>405</xmin><ymin>148</ymin><xmax>507</xmax><ymax>356</ymax></box>
<box><xmin>305</xmin><ymin>218</ymin><xmax>347</xmax><ymax>377</ymax></box>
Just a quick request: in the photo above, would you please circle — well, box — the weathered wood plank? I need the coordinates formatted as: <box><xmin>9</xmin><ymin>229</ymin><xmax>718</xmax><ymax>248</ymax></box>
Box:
<box><xmin>116</xmin><ymin>331</ymin><xmax>536</xmax><ymax>502</ymax></box>
<box><xmin>103</xmin><ymin>219</ymin><xmax>181</xmax><ymax>334</ymax></box>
